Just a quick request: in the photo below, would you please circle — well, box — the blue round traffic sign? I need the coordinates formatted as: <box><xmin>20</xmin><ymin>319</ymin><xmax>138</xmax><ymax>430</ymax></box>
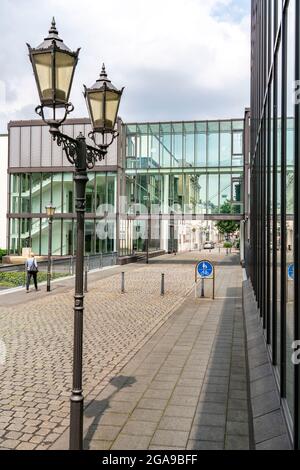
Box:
<box><xmin>288</xmin><ymin>264</ymin><xmax>294</xmax><ymax>281</ymax></box>
<box><xmin>197</xmin><ymin>261</ymin><xmax>214</xmax><ymax>278</ymax></box>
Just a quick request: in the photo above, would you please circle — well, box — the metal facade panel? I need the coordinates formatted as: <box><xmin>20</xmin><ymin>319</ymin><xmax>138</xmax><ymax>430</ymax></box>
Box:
<box><xmin>73</xmin><ymin>124</ymin><xmax>84</xmax><ymax>139</ymax></box>
<box><xmin>84</xmin><ymin>124</ymin><xmax>94</xmax><ymax>146</ymax></box>
<box><xmin>60</xmin><ymin>124</ymin><xmax>74</xmax><ymax>167</ymax></box>
<box><xmin>31</xmin><ymin>125</ymin><xmax>42</xmax><ymax>167</ymax></box>
<box><xmin>51</xmin><ymin>139</ymin><xmax>63</xmax><ymax>167</ymax></box>
<box><xmin>9</xmin><ymin>127</ymin><xmax>20</xmax><ymax>167</ymax></box>
<box><xmin>20</xmin><ymin>126</ymin><xmax>31</xmax><ymax>167</ymax></box>
<box><xmin>41</xmin><ymin>126</ymin><xmax>52</xmax><ymax>167</ymax></box>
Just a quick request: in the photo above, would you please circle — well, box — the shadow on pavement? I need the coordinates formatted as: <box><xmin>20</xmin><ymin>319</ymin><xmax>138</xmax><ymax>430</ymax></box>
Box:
<box><xmin>188</xmin><ymin>286</ymin><xmax>252</xmax><ymax>450</ymax></box>
<box><xmin>83</xmin><ymin>375</ymin><xmax>136</xmax><ymax>449</ymax></box>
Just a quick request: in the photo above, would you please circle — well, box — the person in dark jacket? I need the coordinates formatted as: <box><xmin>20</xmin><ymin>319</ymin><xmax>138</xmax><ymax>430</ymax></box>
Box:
<box><xmin>25</xmin><ymin>253</ymin><xmax>39</xmax><ymax>292</ymax></box>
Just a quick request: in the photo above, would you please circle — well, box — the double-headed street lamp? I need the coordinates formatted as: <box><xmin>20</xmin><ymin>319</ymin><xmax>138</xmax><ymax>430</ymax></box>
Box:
<box><xmin>45</xmin><ymin>203</ymin><xmax>56</xmax><ymax>292</ymax></box>
<box><xmin>27</xmin><ymin>18</ymin><xmax>124</xmax><ymax>450</ymax></box>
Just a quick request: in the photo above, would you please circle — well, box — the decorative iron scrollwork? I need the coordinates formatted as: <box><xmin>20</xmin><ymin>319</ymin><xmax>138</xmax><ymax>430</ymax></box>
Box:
<box><xmin>53</xmin><ymin>133</ymin><xmax>78</xmax><ymax>166</ymax></box>
<box><xmin>88</xmin><ymin>129</ymin><xmax>119</xmax><ymax>150</ymax></box>
<box><xmin>86</xmin><ymin>145</ymin><xmax>106</xmax><ymax>169</ymax></box>
<box><xmin>35</xmin><ymin>102</ymin><xmax>74</xmax><ymax>129</ymax></box>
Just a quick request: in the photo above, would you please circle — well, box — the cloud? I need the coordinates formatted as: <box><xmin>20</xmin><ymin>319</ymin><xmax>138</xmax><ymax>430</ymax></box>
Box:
<box><xmin>0</xmin><ymin>0</ymin><xmax>250</xmax><ymax>132</ymax></box>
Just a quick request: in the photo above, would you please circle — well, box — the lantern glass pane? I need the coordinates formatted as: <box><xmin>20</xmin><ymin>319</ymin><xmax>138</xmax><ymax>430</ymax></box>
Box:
<box><xmin>34</xmin><ymin>53</ymin><xmax>52</xmax><ymax>101</ymax></box>
<box><xmin>89</xmin><ymin>91</ymin><xmax>104</xmax><ymax>128</ymax></box>
<box><xmin>55</xmin><ymin>52</ymin><xmax>75</xmax><ymax>103</ymax></box>
<box><xmin>105</xmin><ymin>91</ymin><xmax>120</xmax><ymax>130</ymax></box>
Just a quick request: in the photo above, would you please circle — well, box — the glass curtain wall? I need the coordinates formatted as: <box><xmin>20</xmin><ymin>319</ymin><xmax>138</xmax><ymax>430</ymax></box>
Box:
<box><xmin>8</xmin><ymin>172</ymin><xmax>117</xmax><ymax>256</ymax></box>
<box><xmin>249</xmin><ymin>0</ymin><xmax>299</xmax><ymax>448</ymax></box>
<box><xmin>125</xmin><ymin>120</ymin><xmax>244</xmax><ymax>218</ymax></box>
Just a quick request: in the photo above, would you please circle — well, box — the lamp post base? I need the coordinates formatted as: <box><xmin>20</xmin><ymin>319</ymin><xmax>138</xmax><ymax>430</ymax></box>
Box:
<box><xmin>46</xmin><ymin>272</ymin><xmax>51</xmax><ymax>292</ymax></box>
<box><xmin>69</xmin><ymin>392</ymin><xmax>84</xmax><ymax>450</ymax></box>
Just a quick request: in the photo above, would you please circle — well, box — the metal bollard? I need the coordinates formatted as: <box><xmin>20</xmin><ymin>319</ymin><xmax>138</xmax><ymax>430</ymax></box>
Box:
<box><xmin>121</xmin><ymin>272</ymin><xmax>125</xmax><ymax>294</ymax></box>
<box><xmin>161</xmin><ymin>273</ymin><xmax>165</xmax><ymax>296</ymax></box>
<box><xmin>84</xmin><ymin>265</ymin><xmax>88</xmax><ymax>293</ymax></box>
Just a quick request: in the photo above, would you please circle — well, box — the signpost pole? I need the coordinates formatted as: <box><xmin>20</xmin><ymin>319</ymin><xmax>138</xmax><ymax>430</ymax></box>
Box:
<box><xmin>201</xmin><ymin>278</ymin><xmax>205</xmax><ymax>298</ymax></box>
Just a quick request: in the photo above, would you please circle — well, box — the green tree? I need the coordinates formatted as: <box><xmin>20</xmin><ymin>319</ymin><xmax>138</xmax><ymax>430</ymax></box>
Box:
<box><xmin>215</xmin><ymin>201</ymin><xmax>240</xmax><ymax>237</ymax></box>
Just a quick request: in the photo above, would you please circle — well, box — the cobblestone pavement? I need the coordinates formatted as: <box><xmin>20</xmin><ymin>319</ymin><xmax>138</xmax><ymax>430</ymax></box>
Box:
<box><xmin>53</xmin><ymin>251</ymin><xmax>250</xmax><ymax>450</ymax></box>
<box><xmin>0</xmin><ymin>251</ymin><xmax>223</xmax><ymax>450</ymax></box>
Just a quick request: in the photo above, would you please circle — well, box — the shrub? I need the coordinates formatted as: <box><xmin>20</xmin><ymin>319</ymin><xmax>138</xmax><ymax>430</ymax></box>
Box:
<box><xmin>223</xmin><ymin>242</ymin><xmax>233</xmax><ymax>249</ymax></box>
<box><xmin>0</xmin><ymin>271</ymin><xmax>67</xmax><ymax>288</ymax></box>
<box><xmin>0</xmin><ymin>249</ymin><xmax>7</xmax><ymax>263</ymax></box>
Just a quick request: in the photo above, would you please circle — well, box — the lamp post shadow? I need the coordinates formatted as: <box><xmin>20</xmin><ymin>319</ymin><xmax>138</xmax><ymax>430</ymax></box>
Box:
<box><xmin>83</xmin><ymin>375</ymin><xmax>136</xmax><ymax>449</ymax></box>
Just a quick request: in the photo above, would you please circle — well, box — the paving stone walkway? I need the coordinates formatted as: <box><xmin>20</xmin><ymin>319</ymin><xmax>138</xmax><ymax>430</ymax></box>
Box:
<box><xmin>53</xmin><ymin>253</ymin><xmax>251</xmax><ymax>450</ymax></box>
<box><xmin>1</xmin><ymin>251</ymin><xmax>234</xmax><ymax>450</ymax></box>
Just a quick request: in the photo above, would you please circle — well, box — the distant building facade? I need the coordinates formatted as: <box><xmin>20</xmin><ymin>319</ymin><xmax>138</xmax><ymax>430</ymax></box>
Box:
<box><xmin>7</xmin><ymin>116</ymin><xmax>246</xmax><ymax>257</ymax></box>
<box><xmin>0</xmin><ymin>134</ymin><xmax>8</xmax><ymax>249</ymax></box>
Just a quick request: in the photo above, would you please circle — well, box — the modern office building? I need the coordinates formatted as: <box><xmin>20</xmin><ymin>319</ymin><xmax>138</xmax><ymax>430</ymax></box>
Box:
<box><xmin>247</xmin><ymin>0</ymin><xmax>299</xmax><ymax>449</ymax></box>
<box><xmin>7</xmin><ymin>118</ymin><xmax>121</xmax><ymax>258</ymax></box>
<box><xmin>0</xmin><ymin>134</ymin><xmax>8</xmax><ymax>249</ymax></box>
<box><xmin>7</xmin><ymin>117</ymin><xmax>245</xmax><ymax>258</ymax></box>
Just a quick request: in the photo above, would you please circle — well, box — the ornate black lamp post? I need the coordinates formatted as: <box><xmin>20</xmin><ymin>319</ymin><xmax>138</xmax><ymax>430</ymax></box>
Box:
<box><xmin>45</xmin><ymin>203</ymin><xmax>56</xmax><ymax>292</ymax></box>
<box><xmin>27</xmin><ymin>18</ymin><xmax>123</xmax><ymax>450</ymax></box>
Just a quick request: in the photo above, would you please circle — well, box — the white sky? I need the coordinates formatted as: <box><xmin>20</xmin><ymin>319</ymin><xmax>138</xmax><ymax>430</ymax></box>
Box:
<box><xmin>0</xmin><ymin>0</ymin><xmax>250</xmax><ymax>132</ymax></box>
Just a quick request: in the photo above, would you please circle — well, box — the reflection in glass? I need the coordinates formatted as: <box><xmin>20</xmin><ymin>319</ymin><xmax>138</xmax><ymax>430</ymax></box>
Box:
<box><xmin>195</xmin><ymin>133</ymin><xmax>207</xmax><ymax>167</ymax></box>
<box><xmin>220</xmin><ymin>133</ymin><xmax>231</xmax><ymax>167</ymax></box>
<box><xmin>208</xmin><ymin>174</ymin><xmax>219</xmax><ymax>213</ymax></box>
<box><xmin>63</xmin><ymin>173</ymin><xmax>74</xmax><ymax>213</ymax></box>
<box><xmin>285</xmin><ymin>1</ymin><xmax>295</xmax><ymax>417</ymax></box>
<box><xmin>10</xmin><ymin>174</ymin><xmax>20</xmax><ymax>214</ymax></box>
<box><xmin>52</xmin><ymin>173</ymin><xmax>63</xmax><ymax>213</ymax></box>
<box><xmin>86</xmin><ymin>173</ymin><xmax>95</xmax><ymax>213</ymax></box>
<box><xmin>208</xmin><ymin>133</ymin><xmax>219</xmax><ymax>167</ymax></box>
<box><xmin>31</xmin><ymin>173</ymin><xmax>41</xmax><ymax>213</ymax></box>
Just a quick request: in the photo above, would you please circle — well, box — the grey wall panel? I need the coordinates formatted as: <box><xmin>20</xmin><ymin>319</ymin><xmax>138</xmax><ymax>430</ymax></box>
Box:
<box><xmin>108</xmin><ymin>138</ymin><xmax>118</xmax><ymax>166</ymax></box>
<box><xmin>41</xmin><ymin>126</ymin><xmax>52</xmax><ymax>167</ymax></box>
<box><xmin>9</xmin><ymin>127</ymin><xmax>21</xmax><ymax>167</ymax></box>
<box><xmin>73</xmin><ymin>124</ymin><xmax>84</xmax><ymax>138</ymax></box>
<box><xmin>31</xmin><ymin>126</ymin><xmax>41</xmax><ymax>167</ymax></box>
<box><xmin>51</xmin><ymin>137</ymin><xmax>63</xmax><ymax>167</ymax></box>
<box><xmin>60</xmin><ymin>125</ymin><xmax>74</xmax><ymax>167</ymax></box>
<box><xmin>20</xmin><ymin>126</ymin><xmax>31</xmax><ymax>167</ymax></box>
<box><xmin>84</xmin><ymin>124</ymin><xmax>94</xmax><ymax>147</ymax></box>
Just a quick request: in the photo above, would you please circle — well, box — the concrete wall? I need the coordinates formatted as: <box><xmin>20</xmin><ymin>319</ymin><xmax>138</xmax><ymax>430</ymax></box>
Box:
<box><xmin>0</xmin><ymin>134</ymin><xmax>8</xmax><ymax>249</ymax></box>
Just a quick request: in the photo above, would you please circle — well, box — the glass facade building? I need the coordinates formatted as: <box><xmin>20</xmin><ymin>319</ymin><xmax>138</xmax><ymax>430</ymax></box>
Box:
<box><xmin>9</xmin><ymin>172</ymin><xmax>117</xmax><ymax>256</ymax></box>
<box><xmin>7</xmin><ymin>119</ymin><xmax>119</xmax><ymax>257</ymax></box>
<box><xmin>8</xmin><ymin>117</ymin><xmax>245</xmax><ymax>258</ymax></box>
<box><xmin>247</xmin><ymin>0</ymin><xmax>300</xmax><ymax>448</ymax></box>
<box><xmin>125</xmin><ymin>120</ymin><xmax>244</xmax><ymax>216</ymax></box>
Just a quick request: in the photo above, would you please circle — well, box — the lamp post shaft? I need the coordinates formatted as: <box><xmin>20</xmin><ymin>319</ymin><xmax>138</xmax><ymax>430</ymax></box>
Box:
<box><xmin>69</xmin><ymin>135</ymin><xmax>88</xmax><ymax>450</ymax></box>
<box><xmin>47</xmin><ymin>217</ymin><xmax>53</xmax><ymax>292</ymax></box>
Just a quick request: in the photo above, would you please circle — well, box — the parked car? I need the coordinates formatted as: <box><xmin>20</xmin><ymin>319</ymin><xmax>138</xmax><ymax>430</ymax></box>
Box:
<box><xmin>203</xmin><ymin>242</ymin><xmax>215</xmax><ymax>250</ymax></box>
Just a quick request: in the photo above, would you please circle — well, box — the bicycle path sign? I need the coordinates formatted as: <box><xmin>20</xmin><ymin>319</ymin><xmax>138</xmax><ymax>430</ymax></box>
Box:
<box><xmin>195</xmin><ymin>260</ymin><xmax>215</xmax><ymax>299</ymax></box>
<box><xmin>197</xmin><ymin>261</ymin><xmax>214</xmax><ymax>278</ymax></box>
<box><xmin>288</xmin><ymin>264</ymin><xmax>294</xmax><ymax>281</ymax></box>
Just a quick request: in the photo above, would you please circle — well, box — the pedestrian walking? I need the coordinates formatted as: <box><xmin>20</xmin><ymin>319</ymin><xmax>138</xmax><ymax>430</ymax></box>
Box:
<box><xmin>25</xmin><ymin>253</ymin><xmax>39</xmax><ymax>293</ymax></box>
